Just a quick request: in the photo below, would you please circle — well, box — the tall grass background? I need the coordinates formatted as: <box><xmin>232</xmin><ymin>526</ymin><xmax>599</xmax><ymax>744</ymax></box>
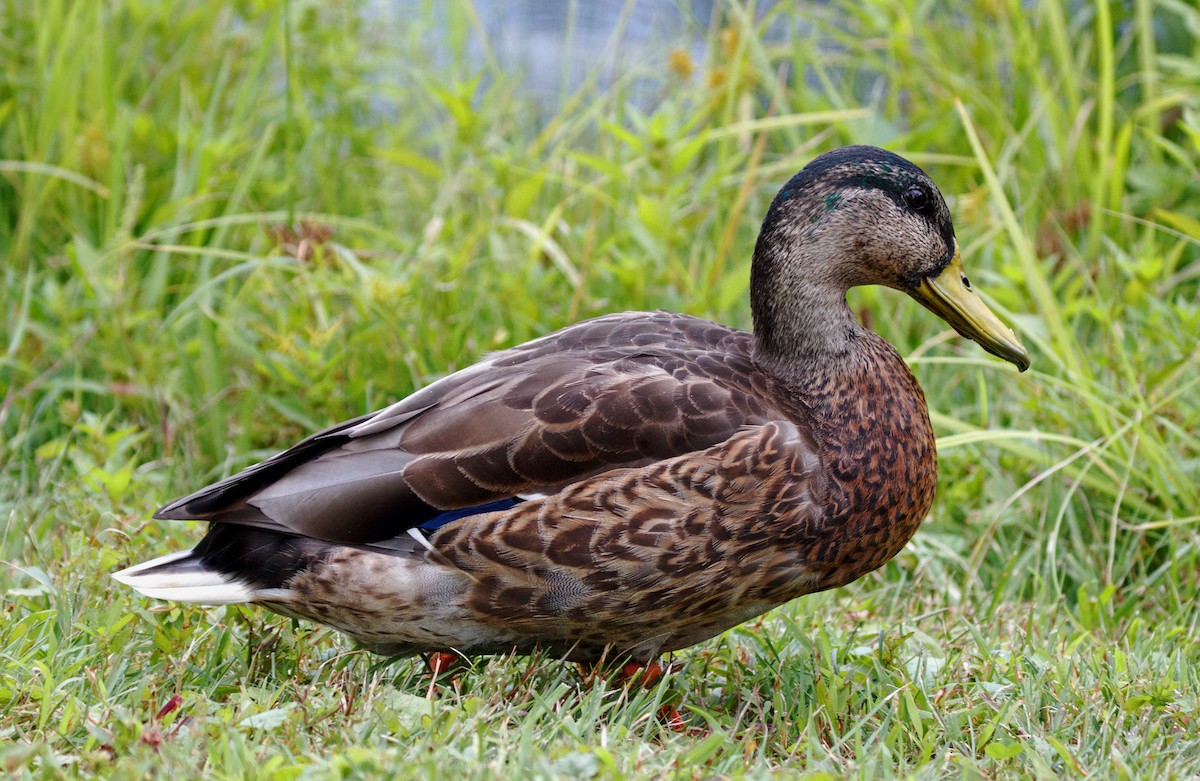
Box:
<box><xmin>1</xmin><ymin>0</ymin><xmax>1198</xmax><ymax>777</ymax></box>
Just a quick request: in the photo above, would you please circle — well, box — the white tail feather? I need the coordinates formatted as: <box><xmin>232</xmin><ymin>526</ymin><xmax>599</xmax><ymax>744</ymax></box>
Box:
<box><xmin>112</xmin><ymin>549</ymin><xmax>257</xmax><ymax>604</ymax></box>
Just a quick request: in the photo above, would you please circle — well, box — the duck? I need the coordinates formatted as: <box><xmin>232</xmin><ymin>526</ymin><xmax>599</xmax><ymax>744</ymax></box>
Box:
<box><xmin>114</xmin><ymin>145</ymin><xmax>1029</xmax><ymax>665</ymax></box>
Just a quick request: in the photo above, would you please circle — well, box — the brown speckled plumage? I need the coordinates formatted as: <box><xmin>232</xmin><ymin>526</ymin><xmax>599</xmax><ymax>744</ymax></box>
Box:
<box><xmin>114</xmin><ymin>145</ymin><xmax>1027</xmax><ymax>664</ymax></box>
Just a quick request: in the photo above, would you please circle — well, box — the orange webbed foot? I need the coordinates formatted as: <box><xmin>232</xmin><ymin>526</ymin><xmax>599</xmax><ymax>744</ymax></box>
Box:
<box><xmin>427</xmin><ymin>651</ymin><xmax>461</xmax><ymax>676</ymax></box>
<box><xmin>613</xmin><ymin>660</ymin><xmax>706</xmax><ymax>735</ymax></box>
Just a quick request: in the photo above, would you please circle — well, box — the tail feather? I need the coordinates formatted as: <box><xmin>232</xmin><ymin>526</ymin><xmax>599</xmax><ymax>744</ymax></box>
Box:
<box><xmin>112</xmin><ymin>549</ymin><xmax>256</xmax><ymax>604</ymax></box>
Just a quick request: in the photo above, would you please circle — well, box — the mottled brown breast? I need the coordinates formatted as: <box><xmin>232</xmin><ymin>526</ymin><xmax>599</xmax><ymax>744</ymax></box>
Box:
<box><xmin>787</xmin><ymin>332</ymin><xmax>938</xmax><ymax>590</ymax></box>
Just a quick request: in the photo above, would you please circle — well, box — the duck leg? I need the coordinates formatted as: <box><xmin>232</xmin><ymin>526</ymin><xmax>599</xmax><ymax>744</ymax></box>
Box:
<box><xmin>618</xmin><ymin>660</ymin><xmax>665</xmax><ymax>687</ymax></box>
<box><xmin>419</xmin><ymin>651</ymin><xmax>466</xmax><ymax>697</ymax></box>
<box><xmin>615</xmin><ymin>661</ymin><xmax>696</xmax><ymax>733</ymax></box>
<box><xmin>427</xmin><ymin>651</ymin><xmax>461</xmax><ymax>676</ymax></box>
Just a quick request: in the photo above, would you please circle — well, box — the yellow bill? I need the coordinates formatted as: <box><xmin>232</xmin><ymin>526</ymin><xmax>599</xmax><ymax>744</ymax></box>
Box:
<box><xmin>909</xmin><ymin>249</ymin><xmax>1030</xmax><ymax>372</ymax></box>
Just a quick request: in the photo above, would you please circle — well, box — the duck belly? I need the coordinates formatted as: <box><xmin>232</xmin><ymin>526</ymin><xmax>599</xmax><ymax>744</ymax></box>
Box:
<box><xmin>117</xmin><ymin>529</ymin><xmax>809</xmax><ymax>662</ymax></box>
<box><xmin>263</xmin><ymin>544</ymin><xmax>526</xmax><ymax>657</ymax></box>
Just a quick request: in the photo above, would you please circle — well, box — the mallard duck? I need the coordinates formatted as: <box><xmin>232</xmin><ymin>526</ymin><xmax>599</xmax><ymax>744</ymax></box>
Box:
<box><xmin>114</xmin><ymin>146</ymin><xmax>1028</xmax><ymax>664</ymax></box>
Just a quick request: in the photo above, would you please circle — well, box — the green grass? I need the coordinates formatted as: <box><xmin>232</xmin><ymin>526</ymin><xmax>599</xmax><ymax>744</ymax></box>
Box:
<box><xmin>2</xmin><ymin>0</ymin><xmax>1199</xmax><ymax>777</ymax></box>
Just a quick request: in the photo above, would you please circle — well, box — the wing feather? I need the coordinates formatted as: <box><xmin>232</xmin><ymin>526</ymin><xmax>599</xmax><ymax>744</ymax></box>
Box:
<box><xmin>155</xmin><ymin>312</ymin><xmax>789</xmax><ymax>544</ymax></box>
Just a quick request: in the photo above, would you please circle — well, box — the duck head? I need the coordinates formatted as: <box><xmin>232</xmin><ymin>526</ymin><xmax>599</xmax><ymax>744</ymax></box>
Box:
<box><xmin>750</xmin><ymin>145</ymin><xmax>1029</xmax><ymax>372</ymax></box>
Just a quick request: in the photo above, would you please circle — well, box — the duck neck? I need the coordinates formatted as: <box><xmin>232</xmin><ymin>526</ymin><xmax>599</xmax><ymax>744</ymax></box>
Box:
<box><xmin>748</xmin><ymin>207</ymin><xmax>877</xmax><ymax>378</ymax></box>
<box><xmin>750</xmin><ymin>275</ymin><xmax>865</xmax><ymax>381</ymax></box>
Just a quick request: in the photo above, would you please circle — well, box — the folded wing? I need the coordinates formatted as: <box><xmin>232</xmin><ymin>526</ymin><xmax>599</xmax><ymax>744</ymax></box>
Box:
<box><xmin>154</xmin><ymin>313</ymin><xmax>784</xmax><ymax>544</ymax></box>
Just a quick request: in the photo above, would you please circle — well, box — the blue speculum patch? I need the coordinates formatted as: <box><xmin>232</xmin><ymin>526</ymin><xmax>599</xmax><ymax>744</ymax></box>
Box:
<box><xmin>417</xmin><ymin>497</ymin><xmax>522</xmax><ymax>531</ymax></box>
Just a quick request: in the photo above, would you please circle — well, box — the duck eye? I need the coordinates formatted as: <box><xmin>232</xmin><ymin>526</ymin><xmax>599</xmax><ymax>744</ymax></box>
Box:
<box><xmin>903</xmin><ymin>186</ymin><xmax>929</xmax><ymax>213</ymax></box>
